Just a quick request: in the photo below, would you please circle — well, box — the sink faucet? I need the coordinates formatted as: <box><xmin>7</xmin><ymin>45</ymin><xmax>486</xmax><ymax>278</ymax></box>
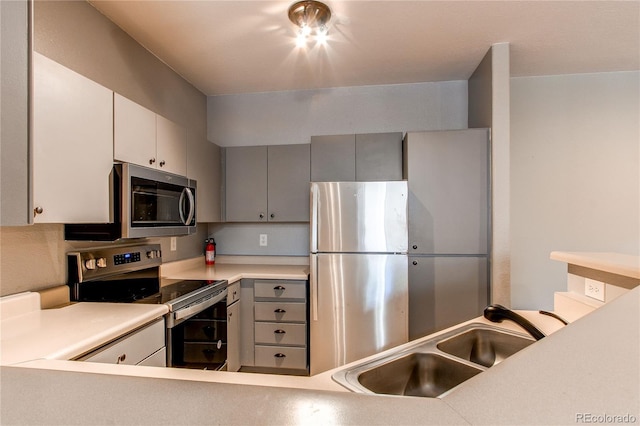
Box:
<box><xmin>483</xmin><ymin>304</ymin><xmax>546</xmax><ymax>340</ymax></box>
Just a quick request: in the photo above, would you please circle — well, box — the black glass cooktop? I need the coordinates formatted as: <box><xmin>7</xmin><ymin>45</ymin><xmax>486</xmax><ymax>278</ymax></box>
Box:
<box><xmin>135</xmin><ymin>279</ymin><xmax>225</xmax><ymax>305</ymax></box>
<box><xmin>73</xmin><ymin>268</ymin><xmax>225</xmax><ymax>304</ymax></box>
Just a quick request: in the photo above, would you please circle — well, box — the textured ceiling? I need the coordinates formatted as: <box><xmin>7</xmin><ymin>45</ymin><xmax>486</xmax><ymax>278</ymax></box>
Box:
<box><xmin>88</xmin><ymin>1</ymin><xmax>640</xmax><ymax>96</ymax></box>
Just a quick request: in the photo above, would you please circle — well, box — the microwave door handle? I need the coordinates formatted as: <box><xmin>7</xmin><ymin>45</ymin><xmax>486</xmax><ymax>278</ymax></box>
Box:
<box><xmin>179</xmin><ymin>188</ymin><xmax>195</xmax><ymax>225</ymax></box>
<box><xmin>185</xmin><ymin>188</ymin><xmax>195</xmax><ymax>225</ymax></box>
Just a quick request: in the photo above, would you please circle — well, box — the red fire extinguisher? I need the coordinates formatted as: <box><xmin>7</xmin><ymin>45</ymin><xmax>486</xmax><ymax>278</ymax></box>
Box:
<box><xmin>205</xmin><ymin>238</ymin><xmax>216</xmax><ymax>266</ymax></box>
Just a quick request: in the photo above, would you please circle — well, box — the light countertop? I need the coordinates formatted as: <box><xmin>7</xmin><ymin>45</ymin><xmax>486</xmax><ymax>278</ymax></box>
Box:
<box><xmin>160</xmin><ymin>255</ymin><xmax>309</xmax><ymax>283</ymax></box>
<box><xmin>551</xmin><ymin>251</ymin><xmax>640</xmax><ymax>279</ymax></box>
<box><xmin>2</xmin><ymin>287</ymin><xmax>638</xmax><ymax>425</ymax></box>
<box><xmin>0</xmin><ymin>302</ymin><xmax>168</xmax><ymax>365</ymax></box>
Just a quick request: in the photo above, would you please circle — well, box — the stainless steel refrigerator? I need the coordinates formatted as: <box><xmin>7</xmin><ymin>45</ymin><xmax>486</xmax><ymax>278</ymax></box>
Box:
<box><xmin>309</xmin><ymin>181</ymin><xmax>408</xmax><ymax>375</ymax></box>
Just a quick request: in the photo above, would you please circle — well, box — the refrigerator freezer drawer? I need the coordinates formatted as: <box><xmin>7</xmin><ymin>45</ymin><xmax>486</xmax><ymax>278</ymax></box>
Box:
<box><xmin>310</xmin><ymin>253</ymin><xmax>408</xmax><ymax>375</ymax></box>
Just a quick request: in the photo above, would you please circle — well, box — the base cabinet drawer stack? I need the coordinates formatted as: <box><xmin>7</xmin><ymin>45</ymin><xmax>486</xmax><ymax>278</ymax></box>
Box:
<box><xmin>252</xmin><ymin>279</ymin><xmax>309</xmax><ymax>375</ymax></box>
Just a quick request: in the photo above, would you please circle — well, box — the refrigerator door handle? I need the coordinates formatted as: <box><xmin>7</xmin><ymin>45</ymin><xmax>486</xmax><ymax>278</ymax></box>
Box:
<box><xmin>310</xmin><ymin>254</ymin><xmax>318</xmax><ymax>321</ymax></box>
<box><xmin>310</xmin><ymin>183</ymin><xmax>318</xmax><ymax>253</ymax></box>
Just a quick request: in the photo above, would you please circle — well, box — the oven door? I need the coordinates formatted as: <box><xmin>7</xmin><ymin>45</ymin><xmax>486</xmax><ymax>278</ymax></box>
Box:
<box><xmin>166</xmin><ymin>289</ymin><xmax>228</xmax><ymax>369</ymax></box>
<box><xmin>121</xmin><ymin>163</ymin><xmax>197</xmax><ymax>238</ymax></box>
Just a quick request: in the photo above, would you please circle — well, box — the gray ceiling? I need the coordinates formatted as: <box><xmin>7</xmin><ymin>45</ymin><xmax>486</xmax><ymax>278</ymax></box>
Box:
<box><xmin>89</xmin><ymin>1</ymin><xmax>640</xmax><ymax>96</ymax></box>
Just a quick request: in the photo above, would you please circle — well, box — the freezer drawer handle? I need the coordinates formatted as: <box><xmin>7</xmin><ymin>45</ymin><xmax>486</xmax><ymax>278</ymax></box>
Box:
<box><xmin>273</xmin><ymin>285</ymin><xmax>286</xmax><ymax>291</ymax></box>
<box><xmin>274</xmin><ymin>329</ymin><xmax>286</xmax><ymax>334</ymax></box>
<box><xmin>274</xmin><ymin>353</ymin><xmax>286</xmax><ymax>358</ymax></box>
<box><xmin>274</xmin><ymin>308</ymin><xmax>286</xmax><ymax>313</ymax></box>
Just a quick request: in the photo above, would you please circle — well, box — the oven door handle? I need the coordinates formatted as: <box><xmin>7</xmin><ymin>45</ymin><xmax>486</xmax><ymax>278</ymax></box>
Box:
<box><xmin>172</xmin><ymin>290</ymin><xmax>226</xmax><ymax>324</ymax></box>
<box><xmin>179</xmin><ymin>188</ymin><xmax>195</xmax><ymax>226</ymax></box>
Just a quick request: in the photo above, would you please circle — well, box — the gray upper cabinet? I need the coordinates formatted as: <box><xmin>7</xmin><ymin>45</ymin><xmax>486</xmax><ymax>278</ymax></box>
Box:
<box><xmin>225</xmin><ymin>146</ymin><xmax>268</xmax><ymax>222</ymax></box>
<box><xmin>1</xmin><ymin>0</ymin><xmax>30</xmax><ymax>225</ymax></box>
<box><xmin>355</xmin><ymin>133</ymin><xmax>403</xmax><ymax>181</ymax></box>
<box><xmin>224</xmin><ymin>144</ymin><xmax>310</xmax><ymax>222</ymax></box>
<box><xmin>267</xmin><ymin>144</ymin><xmax>311</xmax><ymax>222</ymax></box>
<box><xmin>187</xmin><ymin>135</ymin><xmax>221</xmax><ymax>223</ymax></box>
<box><xmin>310</xmin><ymin>134</ymin><xmax>356</xmax><ymax>181</ymax></box>
<box><xmin>404</xmin><ymin>129</ymin><xmax>490</xmax><ymax>255</ymax></box>
<box><xmin>311</xmin><ymin>132</ymin><xmax>403</xmax><ymax>182</ymax></box>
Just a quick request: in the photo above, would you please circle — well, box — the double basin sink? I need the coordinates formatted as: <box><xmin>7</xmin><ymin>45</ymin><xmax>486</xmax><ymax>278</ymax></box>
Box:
<box><xmin>332</xmin><ymin>323</ymin><xmax>535</xmax><ymax>398</ymax></box>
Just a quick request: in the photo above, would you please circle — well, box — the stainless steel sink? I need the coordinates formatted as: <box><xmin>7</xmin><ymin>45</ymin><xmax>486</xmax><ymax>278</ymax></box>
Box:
<box><xmin>332</xmin><ymin>323</ymin><xmax>536</xmax><ymax>397</ymax></box>
<box><xmin>358</xmin><ymin>353</ymin><xmax>482</xmax><ymax>397</ymax></box>
<box><xmin>437</xmin><ymin>328</ymin><xmax>535</xmax><ymax>368</ymax></box>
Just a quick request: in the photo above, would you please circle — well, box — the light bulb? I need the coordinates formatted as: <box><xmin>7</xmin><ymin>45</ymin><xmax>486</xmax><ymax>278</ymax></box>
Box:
<box><xmin>295</xmin><ymin>32</ymin><xmax>307</xmax><ymax>48</ymax></box>
<box><xmin>301</xmin><ymin>24</ymin><xmax>312</xmax><ymax>37</ymax></box>
<box><xmin>316</xmin><ymin>27</ymin><xmax>328</xmax><ymax>46</ymax></box>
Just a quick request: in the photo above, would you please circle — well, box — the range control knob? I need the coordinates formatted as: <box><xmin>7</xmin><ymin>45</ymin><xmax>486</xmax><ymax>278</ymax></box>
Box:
<box><xmin>85</xmin><ymin>259</ymin><xmax>97</xmax><ymax>270</ymax></box>
<box><xmin>96</xmin><ymin>258</ymin><xmax>107</xmax><ymax>268</ymax></box>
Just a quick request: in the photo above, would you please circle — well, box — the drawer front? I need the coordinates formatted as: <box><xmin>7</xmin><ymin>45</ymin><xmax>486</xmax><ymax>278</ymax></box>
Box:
<box><xmin>254</xmin><ymin>345</ymin><xmax>307</xmax><ymax>369</ymax></box>
<box><xmin>254</xmin><ymin>302</ymin><xmax>306</xmax><ymax>322</ymax></box>
<box><xmin>183</xmin><ymin>342</ymin><xmax>227</xmax><ymax>364</ymax></box>
<box><xmin>255</xmin><ymin>322</ymin><xmax>306</xmax><ymax>346</ymax></box>
<box><xmin>227</xmin><ymin>281</ymin><xmax>240</xmax><ymax>305</ymax></box>
<box><xmin>254</xmin><ymin>280</ymin><xmax>306</xmax><ymax>300</ymax></box>
<box><xmin>82</xmin><ymin>318</ymin><xmax>165</xmax><ymax>365</ymax></box>
<box><xmin>183</xmin><ymin>319</ymin><xmax>227</xmax><ymax>341</ymax></box>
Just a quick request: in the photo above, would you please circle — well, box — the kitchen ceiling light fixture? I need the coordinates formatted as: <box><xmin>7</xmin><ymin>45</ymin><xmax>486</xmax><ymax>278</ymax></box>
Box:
<box><xmin>288</xmin><ymin>0</ymin><xmax>332</xmax><ymax>47</ymax></box>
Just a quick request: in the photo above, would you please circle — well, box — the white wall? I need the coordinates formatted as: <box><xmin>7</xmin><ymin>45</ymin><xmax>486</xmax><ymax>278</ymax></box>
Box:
<box><xmin>510</xmin><ymin>71</ymin><xmax>640</xmax><ymax>310</ymax></box>
<box><xmin>207</xmin><ymin>81</ymin><xmax>468</xmax><ymax>147</ymax></box>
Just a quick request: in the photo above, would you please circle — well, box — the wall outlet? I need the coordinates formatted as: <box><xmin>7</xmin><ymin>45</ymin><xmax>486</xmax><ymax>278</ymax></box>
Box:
<box><xmin>585</xmin><ymin>278</ymin><xmax>605</xmax><ymax>302</ymax></box>
<box><xmin>170</xmin><ymin>237</ymin><xmax>177</xmax><ymax>251</ymax></box>
<box><xmin>259</xmin><ymin>234</ymin><xmax>268</xmax><ymax>247</ymax></box>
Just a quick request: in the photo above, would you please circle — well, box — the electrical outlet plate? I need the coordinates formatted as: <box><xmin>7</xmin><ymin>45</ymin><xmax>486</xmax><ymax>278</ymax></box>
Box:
<box><xmin>170</xmin><ymin>237</ymin><xmax>177</xmax><ymax>251</ymax></box>
<box><xmin>585</xmin><ymin>278</ymin><xmax>605</xmax><ymax>302</ymax></box>
<box><xmin>259</xmin><ymin>234</ymin><xmax>268</xmax><ymax>247</ymax></box>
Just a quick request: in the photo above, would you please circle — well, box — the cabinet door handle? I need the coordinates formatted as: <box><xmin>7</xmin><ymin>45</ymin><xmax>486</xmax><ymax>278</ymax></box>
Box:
<box><xmin>412</xmin><ymin>261</ymin><xmax>418</xmax><ymax>266</ymax></box>
<box><xmin>274</xmin><ymin>308</ymin><xmax>286</xmax><ymax>313</ymax></box>
<box><xmin>159</xmin><ymin>160</ymin><xmax>166</xmax><ymax>167</ymax></box>
<box><xmin>259</xmin><ymin>213</ymin><xmax>265</xmax><ymax>219</ymax></box>
<box><xmin>33</xmin><ymin>206</ymin><xmax>44</xmax><ymax>216</ymax></box>
<box><xmin>274</xmin><ymin>329</ymin><xmax>286</xmax><ymax>334</ymax></box>
<box><xmin>273</xmin><ymin>285</ymin><xmax>286</xmax><ymax>291</ymax></box>
<box><xmin>274</xmin><ymin>353</ymin><xmax>286</xmax><ymax>358</ymax></box>
<box><xmin>412</xmin><ymin>245</ymin><xmax>418</xmax><ymax>250</ymax></box>
<box><xmin>149</xmin><ymin>158</ymin><xmax>156</xmax><ymax>165</ymax></box>
<box><xmin>270</xmin><ymin>213</ymin><xmax>275</xmax><ymax>219</ymax></box>
<box><xmin>116</xmin><ymin>353</ymin><xmax>126</xmax><ymax>364</ymax></box>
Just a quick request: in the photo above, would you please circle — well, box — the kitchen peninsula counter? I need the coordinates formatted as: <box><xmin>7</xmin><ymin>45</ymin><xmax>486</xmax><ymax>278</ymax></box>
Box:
<box><xmin>2</xmin><ymin>286</ymin><xmax>638</xmax><ymax>425</ymax></box>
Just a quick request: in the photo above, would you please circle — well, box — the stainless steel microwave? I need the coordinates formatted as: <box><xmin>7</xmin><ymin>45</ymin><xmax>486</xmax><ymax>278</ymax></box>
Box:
<box><xmin>65</xmin><ymin>163</ymin><xmax>197</xmax><ymax>240</ymax></box>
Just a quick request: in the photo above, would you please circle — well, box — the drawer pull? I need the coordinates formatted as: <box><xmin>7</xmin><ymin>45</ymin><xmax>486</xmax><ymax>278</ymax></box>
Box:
<box><xmin>274</xmin><ymin>285</ymin><xmax>286</xmax><ymax>291</ymax></box>
<box><xmin>274</xmin><ymin>308</ymin><xmax>286</xmax><ymax>313</ymax></box>
<box><xmin>274</xmin><ymin>353</ymin><xmax>286</xmax><ymax>358</ymax></box>
<box><xmin>274</xmin><ymin>329</ymin><xmax>286</xmax><ymax>334</ymax></box>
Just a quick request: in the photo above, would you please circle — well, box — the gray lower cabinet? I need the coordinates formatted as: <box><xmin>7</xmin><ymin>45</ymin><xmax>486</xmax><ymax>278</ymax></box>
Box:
<box><xmin>409</xmin><ymin>256</ymin><xmax>489</xmax><ymax>340</ymax></box>
<box><xmin>240</xmin><ymin>278</ymin><xmax>309</xmax><ymax>375</ymax></box>
<box><xmin>224</xmin><ymin>144</ymin><xmax>310</xmax><ymax>222</ymax></box>
<box><xmin>311</xmin><ymin>132</ymin><xmax>403</xmax><ymax>182</ymax></box>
